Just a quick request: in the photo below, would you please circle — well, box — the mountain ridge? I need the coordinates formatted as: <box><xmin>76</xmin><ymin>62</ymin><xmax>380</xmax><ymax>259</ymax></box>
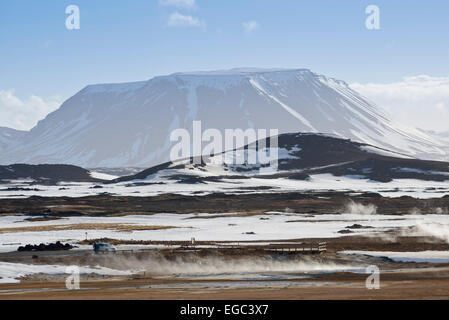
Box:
<box><xmin>111</xmin><ymin>132</ymin><xmax>449</xmax><ymax>184</ymax></box>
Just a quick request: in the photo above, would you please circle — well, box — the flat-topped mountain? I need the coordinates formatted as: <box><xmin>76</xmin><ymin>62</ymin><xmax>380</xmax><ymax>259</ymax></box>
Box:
<box><xmin>0</xmin><ymin>68</ymin><xmax>447</xmax><ymax>167</ymax></box>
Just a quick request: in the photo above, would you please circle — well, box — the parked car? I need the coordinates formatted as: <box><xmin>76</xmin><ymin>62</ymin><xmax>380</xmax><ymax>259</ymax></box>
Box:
<box><xmin>93</xmin><ymin>243</ymin><xmax>116</xmax><ymax>253</ymax></box>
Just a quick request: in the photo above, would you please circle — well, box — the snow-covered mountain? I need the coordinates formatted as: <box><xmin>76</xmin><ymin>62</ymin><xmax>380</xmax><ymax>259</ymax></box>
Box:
<box><xmin>0</xmin><ymin>68</ymin><xmax>447</xmax><ymax>168</ymax></box>
<box><xmin>424</xmin><ymin>129</ymin><xmax>449</xmax><ymax>141</ymax></box>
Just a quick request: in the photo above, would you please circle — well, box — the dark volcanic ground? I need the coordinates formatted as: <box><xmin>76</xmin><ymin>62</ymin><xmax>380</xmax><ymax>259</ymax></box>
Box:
<box><xmin>0</xmin><ymin>191</ymin><xmax>448</xmax><ymax>217</ymax></box>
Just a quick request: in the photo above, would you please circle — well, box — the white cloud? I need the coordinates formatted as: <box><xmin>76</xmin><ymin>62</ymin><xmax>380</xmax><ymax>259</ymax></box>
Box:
<box><xmin>167</xmin><ymin>12</ymin><xmax>204</xmax><ymax>27</ymax></box>
<box><xmin>0</xmin><ymin>89</ymin><xmax>61</xmax><ymax>131</ymax></box>
<box><xmin>350</xmin><ymin>75</ymin><xmax>449</xmax><ymax>132</ymax></box>
<box><xmin>159</xmin><ymin>0</ymin><xmax>195</xmax><ymax>9</ymax></box>
<box><xmin>242</xmin><ymin>20</ymin><xmax>260</xmax><ymax>33</ymax></box>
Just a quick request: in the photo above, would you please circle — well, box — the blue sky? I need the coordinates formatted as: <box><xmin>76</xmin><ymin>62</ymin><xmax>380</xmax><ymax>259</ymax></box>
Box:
<box><xmin>1</xmin><ymin>0</ymin><xmax>449</xmax><ymax>130</ymax></box>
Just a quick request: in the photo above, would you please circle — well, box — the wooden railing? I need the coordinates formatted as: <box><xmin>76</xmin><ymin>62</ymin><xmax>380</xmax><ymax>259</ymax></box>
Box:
<box><xmin>109</xmin><ymin>241</ymin><xmax>327</xmax><ymax>255</ymax></box>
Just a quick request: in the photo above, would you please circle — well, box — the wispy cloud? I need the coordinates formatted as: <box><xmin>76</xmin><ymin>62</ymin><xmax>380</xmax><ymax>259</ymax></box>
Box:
<box><xmin>242</xmin><ymin>20</ymin><xmax>260</xmax><ymax>34</ymax></box>
<box><xmin>350</xmin><ymin>75</ymin><xmax>449</xmax><ymax>132</ymax></box>
<box><xmin>159</xmin><ymin>0</ymin><xmax>196</xmax><ymax>9</ymax></box>
<box><xmin>167</xmin><ymin>12</ymin><xmax>204</xmax><ymax>28</ymax></box>
<box><xmin>0</xmin><ymin>89</ymin><xmax>61</xmax><ymax>130</ymax></box>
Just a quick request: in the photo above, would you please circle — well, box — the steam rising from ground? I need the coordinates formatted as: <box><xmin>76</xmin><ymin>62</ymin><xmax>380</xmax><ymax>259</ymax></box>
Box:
<box><xmin>403</xmin><ymin>222</ymin><xmax>449</xmax><ymax>243</ymax></box>
<box><xmin>435</xmin><ymin>207</ymin><xmax>449</xmax><ymax>215</ymax></box>
<box><xmin>92</xmin><ymin>253</ymin><xmax>364</xmax><ymax>277</ymax></box>
<box><xmin>345</xmin><ymin>200</ymin><xmax>377</xmax><ymax>215</ymax></box>
<box><xmin>341</xmin><ymin>203</ymin><xmax>449</xmax><ymax>244</ymax></box>
<box><xmin>409</xmin><ymin>207</ymin><xmax>449</xmax><ymax>215</ymax></box>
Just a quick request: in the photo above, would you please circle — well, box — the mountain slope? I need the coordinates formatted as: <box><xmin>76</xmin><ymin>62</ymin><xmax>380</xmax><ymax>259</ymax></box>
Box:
<box><xmin>113</xmin><ymin>133</ymin><xmax>449</xmax><ymax>184</ymax></box>
<box><xmin>1</xmin><ymin>68</ymin><xmax>447</xmax><ymax>167</ymax></box>
<box><xmin>0</xmin><ymin>127</ymin><xmax>26</xmax><ymax>153</ymax></box>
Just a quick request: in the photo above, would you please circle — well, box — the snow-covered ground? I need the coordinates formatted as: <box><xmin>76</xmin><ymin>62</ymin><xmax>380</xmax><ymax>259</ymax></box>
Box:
<box><xmin>1</xmin><ymin>211</ymin><xmax>449</xmax><ymax>284</ymax></box>
<box><xmin>89</xmin><ymin>171</ymin><xmax>118</xmax><ymax>181</ymax></box>
<box><xmin>0</xmin><ymin>262</ymin><xmax>132</xmax><ymax>284</ymax></box>
<box><xmin>1</xmin><ymin>212</ymin><xmax>449</xmax><ymax>253</ymax></box>
<box><xmin>1</xmin><ymin>173</ymin><xmax>449</xmax><ymax>199</ymax></box>
<box><xmin>341</xmin><ymin>251</ymin><xmax>449</xmax><ymax>263</ymax></box>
